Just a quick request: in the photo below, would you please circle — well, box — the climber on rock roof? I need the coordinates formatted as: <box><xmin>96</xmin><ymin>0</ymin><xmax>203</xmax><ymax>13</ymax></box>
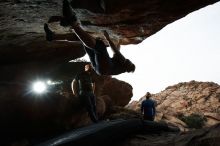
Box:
<box><xmin>44</xmin><ymin>0</ymin><xmax>135</xmax><ymax>76</ymax></box>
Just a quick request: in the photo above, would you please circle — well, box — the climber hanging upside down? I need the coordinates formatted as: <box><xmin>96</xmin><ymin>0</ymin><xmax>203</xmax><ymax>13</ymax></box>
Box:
<box><xmin>44</xmin><ymin>0</ymin><xmax>135</xmax><ymax>75</ymax></box>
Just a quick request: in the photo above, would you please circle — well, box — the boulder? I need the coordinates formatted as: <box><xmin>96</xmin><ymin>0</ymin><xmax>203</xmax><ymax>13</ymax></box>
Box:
<box><xmin>128</xmin><ymin>81</ymin><xmax>220</xmax><ymax>129</ymax></box>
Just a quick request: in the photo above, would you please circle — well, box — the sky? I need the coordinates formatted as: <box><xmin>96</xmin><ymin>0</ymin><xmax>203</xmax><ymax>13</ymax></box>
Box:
<box><xmin>83</xmin><ymin>2</ymin><xmax>220</xmax><ymax>101</ymax></box>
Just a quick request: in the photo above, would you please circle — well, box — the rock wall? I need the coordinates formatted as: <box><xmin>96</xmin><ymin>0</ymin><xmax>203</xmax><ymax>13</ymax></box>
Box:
<box><xmin>1</xmin><ymin>0</ymin><xmax>220</xmax><ymax>144</ymax></box>
<box><xmin>0</xmin><ymin>0</ymin><xmax>219</xmax><ymax>64</ymax></box>
<box><xmin>127</xmin><ymin>81</ymin><xmax>220</xmax><ymax>130</ymax></box>
<box><xmin>0</xmin><ymin>61</ymin><xmax>133</xmax><ymax>145</ymax></box>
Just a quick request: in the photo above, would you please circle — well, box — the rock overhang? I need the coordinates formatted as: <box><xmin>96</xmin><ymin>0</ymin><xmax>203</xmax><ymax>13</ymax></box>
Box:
<box><xmin>0</xmin><ymin>0</ymin><xmax>219</xmax><ymax>65</ymax></box>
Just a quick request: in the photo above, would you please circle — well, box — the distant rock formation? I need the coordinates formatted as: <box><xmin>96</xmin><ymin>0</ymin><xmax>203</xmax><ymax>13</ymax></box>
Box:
<box><xmin>127</xmin><ymin>81</ymin><xmax>220</xmax><ymax>131</ymax></box>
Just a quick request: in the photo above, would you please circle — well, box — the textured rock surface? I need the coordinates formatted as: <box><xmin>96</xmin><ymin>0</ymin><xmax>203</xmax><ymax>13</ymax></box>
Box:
<box><xmin>0</xmin><ymin>0</ymin><xmax>85</xmax><ymax>65</ymax></box>
<box><xmin>127</xmin><ymin>81</ymin><xmax>220</xmax><ymax>130</ymax></box>
<box><xmin>101</xmin><ymin>78</ymin><xmax>133</xmax><ymax>106</ymax></box>
<box><xmin>117</xmin><ymin>123</ymin><xmax>220</xmax><ymax>146</ymax></box>
<box><xmin>0</xmin><ymin>0</ymin><xmax>219</xmax><ymax>64</ymax></box>
<box><xmin>1</xmin><ymin>0</ymin><xmax>220</xmax><ymax>145</ymax></box>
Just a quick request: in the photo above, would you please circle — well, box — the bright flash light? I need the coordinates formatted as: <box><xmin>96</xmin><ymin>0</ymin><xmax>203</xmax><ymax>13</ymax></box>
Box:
<box><xmin>47</xmin><ymin>80</ymin><xmax>52</xmax><ymax>85</ymax></box>
<box><xmin>32</xmin><ymin>81</ymin><xmax>47</xmax><ymax>94</ymax></box>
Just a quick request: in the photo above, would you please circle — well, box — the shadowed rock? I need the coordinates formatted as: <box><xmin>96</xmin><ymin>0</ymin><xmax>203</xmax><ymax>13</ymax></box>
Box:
<box><xmin>0</xmin><ymin>0</ymin><xmax>219</xmax><ymax>64</ymax></box>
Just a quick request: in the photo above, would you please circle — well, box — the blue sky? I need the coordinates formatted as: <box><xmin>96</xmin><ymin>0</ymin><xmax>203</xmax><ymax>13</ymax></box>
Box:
<box><xmin>114</xmin><ymin>2</ymin><xmax>220</xmax><ymax>100</ymax></box>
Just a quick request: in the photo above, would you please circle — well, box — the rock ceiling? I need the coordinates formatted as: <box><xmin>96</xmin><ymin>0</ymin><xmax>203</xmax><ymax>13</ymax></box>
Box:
<box><xmin>0</xmin><ymin>0</ymin><xmax>219</xmax><ymax>65</ymax></box>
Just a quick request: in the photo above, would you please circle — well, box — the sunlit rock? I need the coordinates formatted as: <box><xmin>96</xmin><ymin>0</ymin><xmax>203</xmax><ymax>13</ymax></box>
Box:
<box><xmin>128</xmin><ymin>81</ymin><xmax>220</xmax><ymax>130</ymax></box>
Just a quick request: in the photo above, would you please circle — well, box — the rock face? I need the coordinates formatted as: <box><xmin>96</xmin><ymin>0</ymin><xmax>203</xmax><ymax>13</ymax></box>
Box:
<box><xmin>128</xmin><ymin>81</ymin><xmax>220</xmax><ymax>130</ymax></box>
<box><xmin>101</xmin><ymin>78</ymin><xmax>133</xmax><ymax>106</ymax></box>
<box><xmin>1</xmin><ymin>0</ymin><xmax>220</xmax><ymax>145</ymax></box>
<box><xmin>0</xmin><ymin>0</ymin><xmax>219</xmax><ymax>64</ymax></box>
<box><xmin>0</xmin><ymin>61</ymin><xmax>134</xmax><ymax>145</ymax></box>
<box><xmin>0</xmin><ymin>0</ymin><xmax>85</xmax><ymax>65</ymax></box>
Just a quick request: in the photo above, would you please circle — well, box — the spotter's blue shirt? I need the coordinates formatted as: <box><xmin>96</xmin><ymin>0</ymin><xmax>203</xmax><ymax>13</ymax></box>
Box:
<box><xmin>141</xmin><ymin>99</ymin><xmax>156</xmax><ymax>116</ymax></box>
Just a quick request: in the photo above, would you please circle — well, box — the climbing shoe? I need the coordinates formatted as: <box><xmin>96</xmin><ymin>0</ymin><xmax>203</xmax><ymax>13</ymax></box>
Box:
<box><xmin>61</xmin><ymin>0</ymin><xmax>77</xmax><ymax>27</ymax></box>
